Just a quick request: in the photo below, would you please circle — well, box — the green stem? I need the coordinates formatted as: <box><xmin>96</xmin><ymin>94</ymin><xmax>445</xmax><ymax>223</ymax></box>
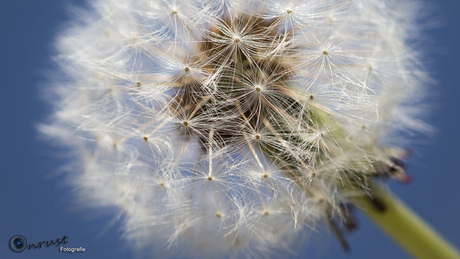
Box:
<box><xmin>355</xmin><ymin>186</ymin><xmax>460</xmax><ymax>259</ymax></box>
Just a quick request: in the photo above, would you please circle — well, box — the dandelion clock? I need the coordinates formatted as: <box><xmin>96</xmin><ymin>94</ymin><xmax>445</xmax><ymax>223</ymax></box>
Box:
<box><xmin>41</xmin><ymin>0</ymin><xmax>460</xmax><ymax>258</ymax></box>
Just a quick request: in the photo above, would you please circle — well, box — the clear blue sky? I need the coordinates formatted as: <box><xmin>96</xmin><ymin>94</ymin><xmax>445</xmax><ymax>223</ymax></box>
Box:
<box><xmin>1</xmin><ymin>1</ymin><xmax>459</xmax><ymax>258</ymax></box>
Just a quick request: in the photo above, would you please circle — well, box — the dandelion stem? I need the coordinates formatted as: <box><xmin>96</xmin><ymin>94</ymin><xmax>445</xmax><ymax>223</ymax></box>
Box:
<box><xmin>356</xmin><ymin>185</ymin><xmax>460</xmax><ymax>259</ymax></box>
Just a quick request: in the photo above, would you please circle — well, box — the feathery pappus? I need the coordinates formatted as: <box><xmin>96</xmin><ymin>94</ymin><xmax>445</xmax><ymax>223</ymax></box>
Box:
<box><xmin>42</xmin><ymin>0</ymin><xmax>429</xmax><ymax>257</ymax></box>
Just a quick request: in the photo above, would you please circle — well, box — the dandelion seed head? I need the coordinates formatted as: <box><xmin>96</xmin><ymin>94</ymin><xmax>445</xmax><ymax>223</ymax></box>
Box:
<box><xmin>42</xmin><ymin>0</ymin><xmax>429</xmax><ymax>257</ymax></box>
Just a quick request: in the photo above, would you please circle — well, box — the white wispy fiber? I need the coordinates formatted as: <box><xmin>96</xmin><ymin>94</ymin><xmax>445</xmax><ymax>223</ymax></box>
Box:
<box><xmin>42</xmin><ymin>0</ymin><xmax>428</xmax><ymax>257</ymax></box>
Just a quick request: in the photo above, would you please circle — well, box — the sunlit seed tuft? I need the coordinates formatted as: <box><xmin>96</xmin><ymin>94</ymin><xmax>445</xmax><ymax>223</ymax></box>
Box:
<box><xmin>42</xmin><ymin>0</ymin><xmax>429</xmax><ymax>257</ymax></box>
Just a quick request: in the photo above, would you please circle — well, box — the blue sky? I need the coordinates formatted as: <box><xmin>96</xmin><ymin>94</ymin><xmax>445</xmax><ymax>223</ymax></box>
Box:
<box><xmin>1</xmin><ymin>1</ymin><xmax>459</xmax><ymax>258</ymax></box>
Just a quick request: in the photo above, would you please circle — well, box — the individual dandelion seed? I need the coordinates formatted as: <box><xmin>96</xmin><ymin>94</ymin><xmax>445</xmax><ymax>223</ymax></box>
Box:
<box><xmin>41</xmin><ymin>0</ymin><xmax>460</xmax><ymax>258</ymax></box>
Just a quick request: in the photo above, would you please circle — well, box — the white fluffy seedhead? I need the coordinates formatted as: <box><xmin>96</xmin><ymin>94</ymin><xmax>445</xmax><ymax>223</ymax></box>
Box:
<box><xmin>43</xmin><ymin>0</ymin><xmax>428</xmax><ymax>257</ymax></box>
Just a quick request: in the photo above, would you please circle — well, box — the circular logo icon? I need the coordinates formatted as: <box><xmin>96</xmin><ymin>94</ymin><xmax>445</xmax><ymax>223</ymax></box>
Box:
<box><xmin>9</xmin><ymin>235</ymin><xmax>27</xmax><ymax>252</ymax></box>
